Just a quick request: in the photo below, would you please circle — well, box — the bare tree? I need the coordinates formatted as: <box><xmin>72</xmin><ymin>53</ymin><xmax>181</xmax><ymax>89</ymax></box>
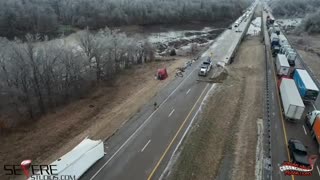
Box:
<box><xmin>0</xmin><ymin>0</ymin><xmax>252</xmax><ymax>38</ymax></box>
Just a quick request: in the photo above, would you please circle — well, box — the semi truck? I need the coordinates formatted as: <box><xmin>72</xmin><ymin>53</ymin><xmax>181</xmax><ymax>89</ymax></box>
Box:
<box><xmin>272</xmin><ymin>45</ymin><xmax>280</xmax><ymax>57</ymax></box>
<box><xmin>313</xmin><ymin>119</ymin><xmax>320</xmax><ymax>154</ymax></box>
<box><xmin>286</xmin><ymin>50</ymin><xmax>297</xmax><ymax>66</ymax></box>
<box><xmin>279</xmin><ymin>78</ymin><xmax>305</xmax><ymax>121</ymax></box>
<box><xmin>308</xmin><ymin>111</ymin><xmax>320</xmax><ymax>154</ymax></box>
<box><xmin>279</xmin><ymin>34</ymin><xmax>288</xmax><ymax>46</ymax></box>
<box><xmin>274</xmin><ymin>27</ymin><xmax>281</xmax><ymax>35</ymax></box>
<box><xmin>276</xmin><ymin>54</ymin><xmax>290</xmax><ymax>76</ymax></box>
<box><xmin>198</xmin><ymin>57</ymin><xmax>212</xmax><ymax>76</ymax></box>
<box><xmin>266</xmin><ymin>16</ymin><xmax>274</xmax><ymax>28</ymax></box>
<box><xmin>293</xmin><ymin>69</ymin><xmax>319</xmax><ymax>101</ymax></box>
<box><xmin>268</xmin><ymin>26</ymin><xmax>280</xmax><ymax>36</ymax></box>
<box><xmin>280</xmin><ymin>44</ymin><xmax>291</xmax><ymax>54</ymax></box>
<box><xmin>306</xmin><ymin>110</ymin><xmax>320</xmax><ymax>128</ymax></box>
<box><xmin>270</xmin><ymin>33</ymin><xmax>279</xmax><ymax>48</ymax></box>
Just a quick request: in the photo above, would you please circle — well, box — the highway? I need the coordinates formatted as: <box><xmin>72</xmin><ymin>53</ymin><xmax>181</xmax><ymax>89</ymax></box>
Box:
<box><xmin>80</xmin><ymin>3</ymin><xmax>257</xmax><ymax>180</ymax></box>
<box><xmin>262</xmin><ymin>5</ymin><xmax>320</xmax><ymax>180</ymax></box>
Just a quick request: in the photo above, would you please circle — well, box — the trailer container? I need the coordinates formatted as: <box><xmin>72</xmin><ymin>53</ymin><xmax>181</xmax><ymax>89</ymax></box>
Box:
<box><xmin>276</xmin><ymin>54</ymin><xmax>290</xmax><ymax>76</ymax></box>
<box><xmin>312</xmin><ymin>118</ymin><xmax>320</xmax><ymax>154</ymax></box>
<box><xmin>293</xmin><ymin>69</ymin><xmax>319</xmax><ymax>101</ymax></box>
<box><xmin>279</xmin><ymin>34</ymin><xmax>288</xmax><ymax>46</ymax></box>
<box><xmin>279</xmin><ymin>78</ymin><xmax>305</xmax><ymax>121</ymax></box>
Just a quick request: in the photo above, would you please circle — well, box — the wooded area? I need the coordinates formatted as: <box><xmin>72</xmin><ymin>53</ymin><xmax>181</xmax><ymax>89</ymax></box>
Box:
<box><xmin>269</xmin><ymin>0</ymin><xmax>320</xmax><ymax>34</ymax></box>
<box><xmin>299</xmin><ymin>10</ymin><xmax>320</xmax><ymax>34</ymax></box>
<box><xmin>0</xmin><ymin>0</ymin><xmax>252</xmax><ymax>128</ymax></box>
<box><xmin>270</xmin><ymin>0</ymin><xmax>320</xmax><ymax>17</ymax></box>
<box><xmin>0</xmin><ymin>28</ymin><xmax>154</xmax><ymax>127</ymax></box>
<box><xmin>0</xmin><ymin>0</ymin><xmax>251</xmax><ymax>39</ymax></box>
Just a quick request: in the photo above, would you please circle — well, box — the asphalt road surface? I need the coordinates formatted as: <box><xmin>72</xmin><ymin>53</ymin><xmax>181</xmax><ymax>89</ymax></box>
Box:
<box><xmin>80</xmin><ymin>3</ymin><xmax>257</xmax><ymax>180</ymax></box>
<box><xmin>262</xmin><ymin>6</ymin><xmax>320</xmax><ymax>180</ymax></box>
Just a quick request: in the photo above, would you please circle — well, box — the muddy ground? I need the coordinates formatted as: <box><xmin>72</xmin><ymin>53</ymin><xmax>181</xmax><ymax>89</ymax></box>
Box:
<box><xmin>169</xmin><ymin>35</ymin><xmax>264</xmax><ymax>180</ymax></box>
<box><xmin>287</xmin><ymin>34</ymin><xmax>320</xmax><ymax>81</ymax></box>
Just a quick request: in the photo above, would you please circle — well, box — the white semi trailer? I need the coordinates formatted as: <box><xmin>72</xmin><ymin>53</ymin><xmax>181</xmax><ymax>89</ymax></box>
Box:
<box><xmin>276</xmin><ymin>54</ymin><xmax>290</xmax><ymax>76</ymax></box>
<box><xmin>279</xmin><ymin>78</ymin><xmax>305</xmax><ymax>121</ymax></box>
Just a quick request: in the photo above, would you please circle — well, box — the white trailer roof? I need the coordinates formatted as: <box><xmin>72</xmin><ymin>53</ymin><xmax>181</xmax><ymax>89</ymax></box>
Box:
<box><xmin>277</xmin><ymin>54</ymin><xmax>289</xmax><ymax>67</ymax></box>
<box><xmin>271</xmin><ymin>33</ymin><xmax>278</xmax><ymax>39</ymax></box>
<box><xmin>279</xmin><ymin>34</ymin><xmax>286</xmax><ymax>39</ymax></box>
<box><xmin>296</xmin><ymin>69</ymin><xmax>319</xmax><ymax>91</ymax></box>
<box><xmin>282</xmin><ymin>78</ymin><xmax>305</xmax><ymax>107</ymax></box>
<box><xmin>282</xmin><ymin>44</ymin><xmax>291</xmax><ymax>48</ymax></box>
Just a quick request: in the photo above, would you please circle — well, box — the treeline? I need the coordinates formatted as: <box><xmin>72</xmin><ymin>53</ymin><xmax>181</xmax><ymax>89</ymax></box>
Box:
<box><xmin>0</xmin><ymin>28</ymin><xmax>154</xmax><ymax>127</ymax></box>
<box><xmin>0</xmin><ymin>0</ymin><xmax>251</xmax><ymax>39</ymax></box>
<box><xmin>297</xmin><ymin>10</ymin><xmax>320</xmax><ymax>34</ymax></box>
<box><xmin>269</xmin><ymin>0</ymin><xmax>320</xmax><ymax>17</ymax></box>
<box><xmin>269</xmin><ymin>0</ymin><xmax>320</xmax><ymax>34</ymax></box>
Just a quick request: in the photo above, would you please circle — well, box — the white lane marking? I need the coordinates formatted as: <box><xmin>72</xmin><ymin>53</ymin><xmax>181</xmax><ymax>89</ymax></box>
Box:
<box><xmin>317</xmin><ymin>166</ymin><xmax>320</xmax><ymax>176</ymax></box>
<box><xmin>90</xmin><ymin>62</ymin><xmax>198</xmax><ymax>180</ymax></box>
<box><xmin>186</xmin><ymin>89</ymin><xmax>191</xmax><ymax>95</ymax></box>
<box><xmin>311</xmin><ymin>102</ymin><xmax>317</xmax><ymax>110</ymax></box>
<box><xmin>160</xmin><ymin>84</ymin><xmax>216</xmax><ymax>179</ymax></box>
<box><xmin>302</xmin><ymin>125</ymin><xmax>307</xmax><ymax>135</ymax></box>
<box><xmin>168</xmin><ymin>109</ymin><xmax>175</xmax><ymax>117</ymax></box>
<box><xmin>141</xmin><ymin>140</ymin><xmax>151</xmax><ymax>152</ymax></box>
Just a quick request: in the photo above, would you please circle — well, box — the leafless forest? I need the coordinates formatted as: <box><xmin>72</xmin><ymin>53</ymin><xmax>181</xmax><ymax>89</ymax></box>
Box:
<box><xmin>269</xmin><ymin>0</ymin><xmax>320</xmax><ymax>17</ymax></box>
<box><xmin>0</xmin><ymin>29</ymin><xmax>154</xmax><ymax>127</ymax></box>
<box><xmin>0</xmin><ymin>0</ymin><xmax>250</xmax><ymax>39</ymax></box>
<box><xmin>0</xmin><ymin>0</ymin><xmax>252</xmax><ymax>128</ymax></box>
<box><xmin>269</xmin><ymin>0</ymin><xmax>320</xmax><ymax>34</ymax></box>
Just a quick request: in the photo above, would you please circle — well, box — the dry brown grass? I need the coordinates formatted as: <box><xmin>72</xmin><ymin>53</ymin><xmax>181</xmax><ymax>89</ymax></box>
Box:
<box><xmin>169</xmin><ymin>37</ymin><xmax>264</xmax><ymax>180</ymax></box>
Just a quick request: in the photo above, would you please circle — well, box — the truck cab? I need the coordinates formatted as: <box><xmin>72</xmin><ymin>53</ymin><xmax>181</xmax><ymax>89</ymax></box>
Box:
<box><xmin>272</xmin><ymin>45</ymin><xmax>280</xmax><ymax>57</ymax></box>
<box><xmin>198</xmin><ymin>57</ymin><xmax>213</xmax><ymax>76</ymax></box>
<box><xmin>198</xmin><ymin>64</ymin><xmax>209</xmax><ymax>76</ymax></box>
<box><xmin>306</xmin><ymin>110</ymin><xmax>320</xmax><ymax>129</ymax></box>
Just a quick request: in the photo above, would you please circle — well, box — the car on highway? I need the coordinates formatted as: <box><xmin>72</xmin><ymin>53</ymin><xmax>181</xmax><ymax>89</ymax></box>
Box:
<box><xmin>234</xmin><ymin>21</ymin><xmax>239</xmax><ymax>27</ymax></box>
<box><xmin>288</xmin><ymin>139</ymin><xmax>310</xmax><ymax>166</ymax></box>
<box><xmin>235</xmin><ymin>28</ymin><xmax>242</xmax><ymax>33</ymax></box>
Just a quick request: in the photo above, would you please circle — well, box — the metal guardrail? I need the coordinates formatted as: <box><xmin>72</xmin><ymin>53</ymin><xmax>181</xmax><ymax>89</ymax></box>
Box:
<box><xmin>262</xmin><ymin>9</ymin><xmax>273</xmax><ymax>180</ymax></box>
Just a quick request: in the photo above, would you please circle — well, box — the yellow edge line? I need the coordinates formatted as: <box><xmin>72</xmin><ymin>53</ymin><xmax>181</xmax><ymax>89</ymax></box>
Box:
<box><xmin>267</xmin><ymin>31</ymin><xmax>295</xmax><ymax>180</ymax></box>
<box><xmin>147</xmin><ymin>84</ymin><xmax>210</xmax><ymax>180</ymax></box>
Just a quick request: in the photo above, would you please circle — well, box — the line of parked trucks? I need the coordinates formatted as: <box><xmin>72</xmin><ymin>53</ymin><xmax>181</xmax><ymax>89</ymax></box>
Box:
<box><xmin>266</xmin><ymin>14</ymin><xmax>320</xmax><ymax>153</ymax></box>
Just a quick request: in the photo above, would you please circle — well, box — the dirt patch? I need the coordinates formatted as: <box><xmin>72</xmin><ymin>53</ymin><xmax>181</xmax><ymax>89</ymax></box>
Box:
<box><xmin>0</xmin><ymin>56</ymin><xmax>189</xmax><ymax>179</ymax></box>
<box><xmin>169</xmin><ymin>36</ymin><xmax>264</xmax><ymax>180</ymax></box>
<box><xmin>209</xmin><ymin>67</ymin><xmax>229</xmax><ymax>83</ymax></box>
